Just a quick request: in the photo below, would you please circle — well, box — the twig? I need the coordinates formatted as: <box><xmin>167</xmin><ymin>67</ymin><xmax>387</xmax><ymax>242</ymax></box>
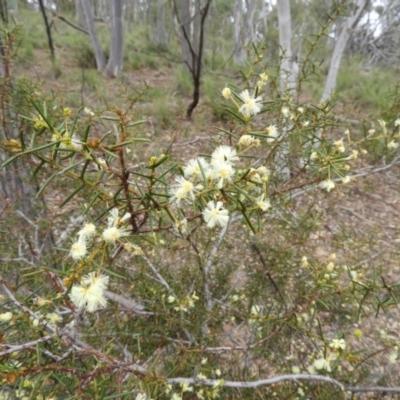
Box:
<box><xmin>140</xmin><ymin>253</ymin><xmax>171</xmax><ymax>292</ymax></box>
<box><xmin>44</xmin><ymin>6</ymin><xmax>89</xmax><ymax>35</ymax></box>
<box><xmin>203</xmin><ymin>218</ymin><xmax>230</xmax><ymax>312</ymax></box>
<box><xmin>166</xmin><ymin>374</ymin><xmax>345</xmax><ymax>390</ymax></box>
<box><xmin>104</xmin><ymin>290</ymin><xmax>153</xmax><ymax>316</ymax></box>
<box><xmin>174</xmin><ymin>136</ymin><xmax>213</xmax><ymax>146</ymax></box>
<box><xmin>345</xmin><ymin>386</ymin><xmax>400</xmax><ymax>393</ymax></box>
<box><xmin>291</xmin><ymin>156</ymin><xmax>400</xmax><ymax>199</ymax></box>
<box><xmin>250</xmin><ymin>240</ymin><xmax>287</xmax><ymax>310</ymax></box>
<box><xmin>0</xmin><ymin>335</ymin><xmax>53</xmax><ymax>357</ymax></box>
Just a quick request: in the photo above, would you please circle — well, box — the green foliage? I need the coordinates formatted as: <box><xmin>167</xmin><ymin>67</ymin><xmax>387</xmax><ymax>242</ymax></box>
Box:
<box><xmin>173</xmin><ymin>67</ymin><xmax>193</xmax><ymax>96</ymax></box>
<box><xmin>2</xmin><ymin>7</ymin><xmax>400</xmax><ymax>400</ymax></box>
<box><xmin>203</xmin><ymin>74</ymin><xmax>230</xmax><ymax>121</ymax></box>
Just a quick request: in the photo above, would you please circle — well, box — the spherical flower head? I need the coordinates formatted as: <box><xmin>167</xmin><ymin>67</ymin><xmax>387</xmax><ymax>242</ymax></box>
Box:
<box><xmin>281</xmin><ymin>106</ymin><xmax>290</xmax><ymax>118</ymax></box>
<box><xmin>395</xmin><ymin>118</ymin><xmax>400</xmax><ymax>127</ymax></box>
<box><xmin>84</xmin><ymin>107</ymin><xmax>95</xmax><ymax>116</ymax></box>
<box><xmin>313</xmin><ymin>357</ymin><xmax>331</xmax><ymax>372</ymax></box>
<box><xmin>211</xmin><ymin>145</ymin><xmax>239</xmax><ymax>165</ymax></box>
<box><xmin>184</xmin><ymin>157</ymin><xmax>212</xmax><ymax>181</ymax></box>
<box><xmin>342</xmin><ymin>176</ymin><xmax>351</xmax><ymax>184</ymax></box>
<box><xmin>173</xmin><ymin>218</ymin><xmax>188</xmax><ymax>234</ymax></box>
<box><xmin>78</xmin><ymin>223</ymin><xmax>96</xmax><ymax>241</ymax></box>
<box><xmin>266</xmin><ymin>125</ymin><xmax>279</xmax><ymax>143</ymax></box>
<box><xmin>388</xmin><ymin>140</ymin><xmax>399</xmax><ymax>150</ymax></box>
<box><xmin>124</xmin><ymin>242</ymin><xmax>144</xmax><ymax>255</ymax></box>
<box><xmin>0</xmin><ymin>312</ymin><xmax>13</xmax><ymax>322</ymax></box>
<box><xmin>202</xmin><ymin>200</ymin><xmax>229</xmax><ymax>229</ymax></box>
<box><xmin>256</xmin><ymin>195</ymin><xmax>271</xmax><ymax>211</ymax></box>
<box><xmin>71</xmin><ymin>134</ymin><xmax>83</xmax><ymax>151</ymax></box>
<box><xmin>46</xmin><ymin>312</ymin><xmax>63</xmax><ymax>325</ymax></box>
<box><xmin>354</xmin><ymin>329</ymin><xmax>363</xmax><ymax>338</ymax></box>
<box><xmin>70</xmin><ymin>239</ymin><xmax>87</xmax><ymax>260</ymax></box>
<box><xmin>81</xmin><ymin>271</ymin><xmax>109</xmax><ymax>289</ymax></box>
<box><xmin>107</xmin><ymin>208</ymin><xmax>131</xmax><ymax>228</ymax></box>
<box><xmin>238</xmin><ymin>135</ymin><xmax>255</xmax><ymax>147</ymax></box>
<box><xmin>256</xmin><ymin>166</ymin><xmax>270</xmax><ymax>178</ymax></box>
<box><xmin>69</xmin><ymin>272</ymin><xmax>109</xmax><ymax>312</ymax></box>
<box><xmin>211</xmin><ymin>160</ymin><xmax>235</xmax><ymax>189</ymax></box>
<box><xmin>329</xmin><ymin>338</ymin><xmax>346</xmax><ymax>350</ymax></box>
<box><xmin>334</xmin><ymin>139</ymin><xmax>345</xmax><ymax>153</ymax></box>
<box><xmin>171</xmin><ymin>176</ymin><xmax>196</xmax><ymax>204</ymax></box>
<box><xmin>238</xmin><ymin>90</ymin><xmax>263</xmax><ymax>118</ymax></box>
<box><xmin>319</xmin><ymin>179</ymin><xmax>335</xmax><ymax>192</ymax></box>
<box><xmin>63</xmin><ymin>107</ymin><xmax>72</xmax><ymax>118</ymax></box>
<box><xmin>97</xmin><ymin>157</ymin><xmax>108</xmax><ymax>170</ymax></box>
<box><xmin>221</xmin><ymin>87</ymin><xmax>231</xmax><ymax>99</ymax></box>
<box><xmin>102</xmin><ymin>226</ymin><xmax>128</xmax><ymax>243</ymax></box>
<box><xmin>257</xmin><ymin>73</ymin><xmax>268</xmax><ymax>89</ymax></box>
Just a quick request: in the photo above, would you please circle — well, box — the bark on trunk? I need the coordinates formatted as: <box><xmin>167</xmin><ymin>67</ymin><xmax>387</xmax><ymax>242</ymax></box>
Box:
<box><xmin>80</xmin><ymin>0</ymin><xmax>105</xmax><ymax>71</ymax></box>
<box><xmin>321</xmin><ymin>0</ymin><xmax>369</xmax><ymax>103</ymax></box>
<box><xmin>104</xmin><ymin>0</ymin><xmax>124</xmax><ymax>78</ymax></box>
<box><xmin>157</xmin><ymin>0</ymin><xmax>167</xmax><ymax>46</ymax></box>
<box><xmin>277</xmin><ymin>0</ymin><xmax>297</xmax><ymax>97</ymax></box>
<box><xmin>180</xmin><ymin>0</ymin><xmax>191</xmax><ymax>71</ymax></box>
<box><xmin>74</xmin><ymin>0</ymin><xmax>86</xmax><ymax>28</ymax></box>
<box><xmin>233</xmin><ymin>0</ymin><xmax>244</xmax><ymax>64</ymax></box>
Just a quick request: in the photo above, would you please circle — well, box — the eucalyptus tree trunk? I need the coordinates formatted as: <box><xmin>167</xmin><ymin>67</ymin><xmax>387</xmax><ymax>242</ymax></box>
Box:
<box><xmin>233</xmin><ymin>0</ymin><xmax>244</xmax><ymax>64</ymax></box>
<box><xmin>244</xmin><ymin>0</ymin><xmax>257</xmax><ymax>47</ymax></box>
<box><xmin>321</xmin><ymin>0</ymin><xmax>369</xmax><ymax>102</ymax></box>
<box><xmin>74</xmin><ymin>0</ymin><xmax>86</xmax><ymax>28</ymax></box>
<box><xmin>80</xmin><ymin>0</ymin><xmax>105</xmax><ymax>71</ymax></box>
<box><xmin>180</xmin><ymin>0</ymin><xmax>191</xmax><ymax>71</ymax></box>
<box><xmin>276</xmin><ymin>0</ymin><xmax>297</xmax><ymax>180</ymax></box>
<box><xmin>277</xmin><ymin>0</ymin><xmax>297</xmax><ymax>97</ymax></box>
<box><xmin>233</xmin><ymin>0</ymin><xmax>258</xmax><ymax>65</ymax></box>
<box><xmin>104</xmin><ymin>0</ymin><xmax>124</xmax><ymax>78</ymax></box>
<box><xmin>156</xmin><ymin>0</ymin><xmax>167</xmax><ymax>46</ymax></box>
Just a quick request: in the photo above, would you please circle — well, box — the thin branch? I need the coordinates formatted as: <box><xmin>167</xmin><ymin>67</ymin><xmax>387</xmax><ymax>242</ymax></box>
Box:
<box><xmin>104</xmin><ymin>290</ymin><xmax>153</xmax><ymax>316</ymax></box>
<box><xmin>140</xmin><ymin>253</ymin><xmax>171</xmax><ymax>292</ymax></box>
<box><xmin>44</xmin><ymin>6</ymin><xmax>89</xmax><ymax>35</ymax></box>
<box><xmin>0</xmin><ymin>335</ymin><xmax>53</xmax><ymax>357</ymax></box>
<box><xmin>166</xmin><ymin>374</ymin><xmax>345</xmax><ymax>390</ymax></box>
<box><xmin>291</xmin><ymin>156</ymin><xmax>400</xmax><ymax>200</ymax></box>
<box><xmin>345</xmin><ymin>386</ymin><xmax>400</xmax><ymax>393</ymax></box>
<box><xmin>203</xmin><ymin>219</ymin><xmax>229</xmax><ymax>312</ymax></box>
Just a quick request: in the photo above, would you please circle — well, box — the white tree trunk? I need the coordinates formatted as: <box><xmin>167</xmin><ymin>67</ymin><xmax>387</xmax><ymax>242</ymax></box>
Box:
<box><xmin>104</xmin><ymin>0</ymin><xmax>124</xmax><ymax>78</ymax></box>
<box><xmin>233</xmin><ymin>0</ymin><xmax>258</xmax><ymax>65</ymax></box>
<box><xmin>321</xmin><ymin>0</ymin><xmax>369</xmax><ymax>103</ymax></box>
<box><xmin>277</xmin><ymin>0</ymin><xmax>297</xmax><ymax>97</ymax></box>
<box><xmin>155</xmin><ymin>0</ymin><xmax>167</xmax><ymax>46</ymax></box>
<box><xmin>74</xmin><ymin>0</ymin><xmax>86</xmax><ymax>28</ymax></box>
<box><xmin>80</xmin><ymin>0</ymin><xmax>105</xmax><ymax>71</ymax></box>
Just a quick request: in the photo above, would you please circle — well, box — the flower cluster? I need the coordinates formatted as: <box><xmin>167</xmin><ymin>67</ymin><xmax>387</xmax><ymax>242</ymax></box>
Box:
<box><xmin>69</xmin><ymin>272</ymin><xmax>109</xmax><ymax>312</ymax></box>
<box><xmin>103</xmin><ymin>208</ymin><xmax>130</xmax><ymax>243</ymax></box>
<box><xmin>222</xmin><ymin>87</ymin><xmax>263</xmax><ymax>119</ymax></box>
<box><xmin>69</xmin><ymin>222</ymin><xmax>96</xmax><ymax>260</ymax></box>
<box><xmin>170</xmin><ymin>145</ymin><xmax>243</xmax><ymax>228</ymax></box>
<box><xmin>69</xmin><ymin>209</ymin><xmax>131</xmax><ymax>260</ymax></box>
